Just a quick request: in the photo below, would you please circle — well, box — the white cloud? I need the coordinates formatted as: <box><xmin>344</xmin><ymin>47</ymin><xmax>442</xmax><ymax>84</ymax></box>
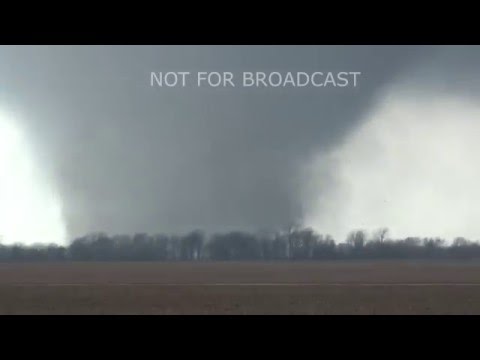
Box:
<box><xmin>303</xmin><ymin>87</ymin><xmax>480</xmax><ymax>242</ymax></box>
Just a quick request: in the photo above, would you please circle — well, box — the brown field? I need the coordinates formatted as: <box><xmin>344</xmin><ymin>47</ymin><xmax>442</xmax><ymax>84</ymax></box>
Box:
<box><xmin>1</xmin><ymin>261</ymin><xmax>480</xmax><ymax>314</ymax></box>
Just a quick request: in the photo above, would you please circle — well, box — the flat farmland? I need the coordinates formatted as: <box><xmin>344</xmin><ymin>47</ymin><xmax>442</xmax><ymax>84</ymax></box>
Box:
<box><xmin>1</xmin><ymin>261</ymin><xmax>480</xmax><ymax>314</ymax></box>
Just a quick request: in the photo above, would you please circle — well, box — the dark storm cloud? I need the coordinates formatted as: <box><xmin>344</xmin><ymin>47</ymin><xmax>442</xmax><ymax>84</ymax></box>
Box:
<box><xmin>0</xmin><ymin>46</ymin><xmax>433</xmax><ymax>238</ymax></box>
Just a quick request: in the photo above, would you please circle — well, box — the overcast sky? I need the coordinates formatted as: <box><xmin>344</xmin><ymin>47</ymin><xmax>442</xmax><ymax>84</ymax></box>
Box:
<box><xmin>1</xmin><ymin>45</ymin><xmax>480</xmax><ymax>243</ymax></box>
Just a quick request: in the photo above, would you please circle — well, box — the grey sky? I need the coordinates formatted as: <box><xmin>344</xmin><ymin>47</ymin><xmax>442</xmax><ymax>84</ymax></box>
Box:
<box><xmin>1</xmin><ymin>45</ymin><xmax>477</xmax><ymax>241</ymax></box>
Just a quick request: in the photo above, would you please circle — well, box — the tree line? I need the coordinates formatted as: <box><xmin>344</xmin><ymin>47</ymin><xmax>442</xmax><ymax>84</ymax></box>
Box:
<box><xmin>1</xmin><ymin>227</ymin><xmax>480</xmax><ymax>262</ymax></box>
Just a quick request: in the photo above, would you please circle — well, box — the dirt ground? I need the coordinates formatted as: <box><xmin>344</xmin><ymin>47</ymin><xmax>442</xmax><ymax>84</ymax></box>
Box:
<box><xmin>0</xmin><ymin>261</ymin><xmax>479</xmax><ymax>314</ymax></box>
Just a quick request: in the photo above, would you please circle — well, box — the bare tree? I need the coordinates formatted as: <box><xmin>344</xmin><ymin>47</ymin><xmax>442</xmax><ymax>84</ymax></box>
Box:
<box><xmin>373</xmin><ymin>228</ymin><xmax>389</xmax><ymax>243</ymax></box>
